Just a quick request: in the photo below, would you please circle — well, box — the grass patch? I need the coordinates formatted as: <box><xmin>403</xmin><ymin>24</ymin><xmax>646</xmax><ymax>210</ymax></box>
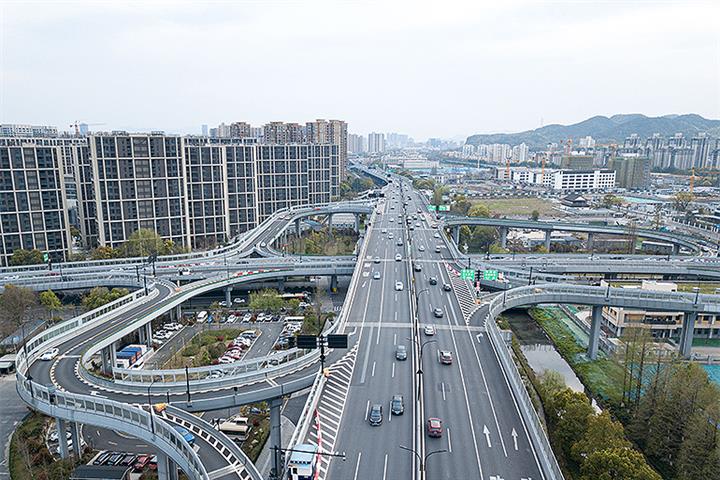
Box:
<box><xmin>240</xmin><ymin>404</ymin><xmax>270</xmax><ymax>462</ymax></box>
<box><xmin>287</xmin><ymin>228</ymin><xmax>358</xmax><ymax>256</ymax></box>
<box><xmin>473</xmin><ymin>197</ymin><xmax>559</xmax><ymax>217</ymax></box>
<box><xmin>528</xmin><ymin>307</ymin><xmax>624</xmax><ymax>406</ymax></box>
<box><xmin>165</xmin><ymin>328</ymin><xmax>246</xmax><ymax>368</ymax></box>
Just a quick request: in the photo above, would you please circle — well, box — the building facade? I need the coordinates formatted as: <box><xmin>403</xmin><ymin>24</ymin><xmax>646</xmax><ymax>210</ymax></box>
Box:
<box><xmin>368</xmin><ymin>132</ymin><xmax>385</xmax><ymax>154</ymax></box>
<box><xmin>608</xmin><ymin>155</ymin><xmax>650</xmax><ymax>190</ymax></box>
<box><xmin>0</xmin><ymin>140</ymin><xmax>72</xmax><ymax>266</ymax></box>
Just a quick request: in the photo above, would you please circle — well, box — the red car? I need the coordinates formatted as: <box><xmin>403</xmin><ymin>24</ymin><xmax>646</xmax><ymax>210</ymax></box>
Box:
<box><xmin>133</xmin><ymin>455</ymin><xmax>152</xmax><ymax>472</ymax></box>
<box><xmin>427</xmin><ymin>418</ymin><xmax>443</xmax><ymax>438</ymax></box>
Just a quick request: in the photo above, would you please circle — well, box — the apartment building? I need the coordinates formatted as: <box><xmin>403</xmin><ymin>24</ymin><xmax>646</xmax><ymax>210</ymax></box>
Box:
<box><xmin>0</xmin><ymin>140</ymin><xmax>72</xmax><ymax>266</ymax></box>
<box><xmin>81</xmin><ymin>134</ymin><xmax>339</xmax><ymax>250</ymax></box>
<box><xmin>306</xmin><ymin>119</ymin><xmax>348</xmax><ymax>179</ymax></box>
<box><xmin>87</xmin><ymin>134</ymin><xmax>191</xmax><ymax>249</ymax></box>
<box><xmin>601</xmin><ymin>281</ymin><xmax>720</xmax><ymax>339</ymax></box>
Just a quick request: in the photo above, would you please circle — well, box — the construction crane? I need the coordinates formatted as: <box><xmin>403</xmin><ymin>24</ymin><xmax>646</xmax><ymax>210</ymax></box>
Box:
<box><xmin>690</xmin><ymin>167</ymin><xmax>720</xmax><ymax>192</ymax></box>
<box><xmin>69</xmin><ymin>121</ymin><xmax>106</xmax><ymax>136</ymax></box>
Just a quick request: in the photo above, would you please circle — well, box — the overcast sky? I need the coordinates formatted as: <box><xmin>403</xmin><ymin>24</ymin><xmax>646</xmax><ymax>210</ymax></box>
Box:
<box><xmin>1</xmin><ymin>0</ymin><xmax>718</xmax><ymax>140</ymax></box>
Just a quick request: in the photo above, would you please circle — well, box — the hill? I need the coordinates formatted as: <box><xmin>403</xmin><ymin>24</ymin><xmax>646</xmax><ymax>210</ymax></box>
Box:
<box><xmin>465</xmin><ymin>114</ymin><xmax>720</xmax><ymax>149</ymax></box>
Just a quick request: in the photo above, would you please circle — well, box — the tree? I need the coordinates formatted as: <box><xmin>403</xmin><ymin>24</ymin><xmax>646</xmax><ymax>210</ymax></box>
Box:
<box><xmin>601</xmin><ymin>194</ymin><xmax>623</xmax><ymax>209</ymax></box>
<box><xmin>672</xmin><ymin>191</ymin><xmax>694</xmax><ymax>212</ymax></box>
<box><xmin>530</xmin><ymin>210</ymin><xmax>540</xmax><ymax>221</ymax></box>
<box><xmin>467</xmin><ymin>203</ymin><xmax>491</xmax><ymax>217</ymax></box>
<box><xmin>432</xmin><ymin>187</ymin><xmax>444</xmax><ymax>206</ymax></box>
<box><xmin>9</xmin><ymin>248</ymin><xmax>44</xmax><ymax>266</ymax></box>
<box><xmin>0</xmin><ymin>284</ymin><xmax>37</xmax><ymax>342</ymax></box>
<box><xmin>39</xmin><ymin>290</ymin><xmax>63</xmax><ymax>322</ymax></box>
<box><xmin>572</xmin><ymin>412</ymin><xmax>631</xmax><ymax>464</ymax></box>
<box><xmin>90</xmin><ymin>246</ymin><xmax>120</xmax><ymax>260</ymax></box>
<box><xmin>580</xmin><ymin>447</ymin><xmax>661</xmax><ymax>480</ymax></box>
<box><xmin>550</xmin><ymin>388</ymin><xmax>595</xmax><ymax>458</ymax></box>
<box><xmin>451</xmin><ymin>195</ymin><xmax>472</xmax><ymax>216</ymax></box>
<box><xmin>676</xmin><ymin>388</ymin><xmax>720</xmax><ymax>480</ymax></box>
<box><xmin>249</xmin><ymin>289</ymin><xmax>284</xmax><ymax>312</ymax></box>
<box><xmin>121</xmin><ymin>228</ymin><xmax>165</xmax><ymax>257</ymax></box>
<box><xmin>82</xmin><ymin>287</ymin><xmax>129</xmax><ymax>310</ymax></box>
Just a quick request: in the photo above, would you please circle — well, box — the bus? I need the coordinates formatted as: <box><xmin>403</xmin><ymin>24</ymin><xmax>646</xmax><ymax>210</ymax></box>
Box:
<box><xmin>218</xmin><ymin>416</ymin><xmax>251</xmax><ymax>442</ymax></box>
<box><xmin>287</xmin><ymin>443</ymin><xmax>318</xmax><ymax>480</ymax></box>
<box><xmin>279</xmin><ymin>293</ymin><xmax>309</xmax><ymax>302</ymax></box>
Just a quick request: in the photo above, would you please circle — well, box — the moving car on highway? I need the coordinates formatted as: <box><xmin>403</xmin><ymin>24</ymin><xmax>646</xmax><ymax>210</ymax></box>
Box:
<box><xmin>427</xmin><ymin>418</ymin><xmax>443</xmax><ymax>437</ymax></box>
<box><xmin>369</xmin><ymin>404</ymin><xmax>384</xmax><ymax>426</ymax></box>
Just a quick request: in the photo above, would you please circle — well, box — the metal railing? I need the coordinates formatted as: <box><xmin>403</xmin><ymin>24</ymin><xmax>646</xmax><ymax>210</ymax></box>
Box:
<box><xmin>15</xmin><ymin>369</ymin><xmax>209</xmax><ymax>480</ymax></box>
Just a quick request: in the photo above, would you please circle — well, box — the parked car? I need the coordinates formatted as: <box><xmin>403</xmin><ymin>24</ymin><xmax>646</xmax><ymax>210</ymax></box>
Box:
<box><xmin>133</xmin><ymin>454</ymin><xmax>152</xmax><ymax>472</ymax></box>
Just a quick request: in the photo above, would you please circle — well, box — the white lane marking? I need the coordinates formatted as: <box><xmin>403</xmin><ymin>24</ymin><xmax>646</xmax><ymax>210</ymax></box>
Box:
<box><xmin>441</xmin><ymin>382</ymin><xmax>446</xmax><ymax>401</ymax></box>
<box><xmin>391</xmin><ymin>363</ymin><xmax>395</xmax><ymax>378</ymax></box>
<box><xmin>362</xmin><ymin>281</ymin><xmax>366</xmax><ymax>288</ymax></box>
<box><xmin>382</xmin><ymin>453</ymin><xmax>388</xmax><ymax>480</ymax></box>
<box><xmin>393</xmin><ymin>333</ymin><xmax>397</xmax><ymax>345</ymax></box>
<box><xmin>511</xmin><ymin>428</ymin><xmax>518</xmax><ymax>451</ymax></box>
<box><xmin>353</xmin><ymin>452</ymin><xmax>362</xmax><ymax>480</ymax></box>
<box><xmin>364</xmin><ymin>400</ymin><xmax>370</xmax><ymax>421</ymax></box>
<box><xmin>448</xmin><ymin>427</ymin><xmax>453</xmax><ymax>453</ymax></box>
<box><xmin>483</xmin><ymin>425</ymin><xmax>492</xmax><ymax>448</ymax></box>
<box><xmin>371</xmin><ymin>361</ymin><xmax>376</xmax><ymax>377</ymax></box>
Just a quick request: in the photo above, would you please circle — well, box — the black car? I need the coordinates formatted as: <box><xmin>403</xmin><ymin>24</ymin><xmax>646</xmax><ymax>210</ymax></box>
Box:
<box><xmin>369</xmin><ymin>404</ymin><xmax>384</xmax><ymax>426</ymax></box>
<box><xmin>391</xmin><ymin>395</ymin><xmax>404</xmax><ymax>415</ymax></box>
<box><xmin>429</xmin><ymin>277</ymin><xmax>437</xmax><ymax>285</ymax></box>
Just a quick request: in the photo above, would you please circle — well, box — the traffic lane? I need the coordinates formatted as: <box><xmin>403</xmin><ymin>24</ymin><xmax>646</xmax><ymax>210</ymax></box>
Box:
<box><xmin>437</xmin><ymin>269</ymin><xmax>545</xmax><ymax>479</ymax></box>
<box><xmin>27</xmin><ymin>283</ymin><xmax>175</xmax><ymax>385</ymax></box>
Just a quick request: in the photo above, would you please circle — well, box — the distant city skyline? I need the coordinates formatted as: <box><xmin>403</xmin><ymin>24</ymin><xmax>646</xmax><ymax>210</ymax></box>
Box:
<box><xmin>1</xmin><ymin>1</ymin><xmax>718</xmax><ymax>140</ymax></box>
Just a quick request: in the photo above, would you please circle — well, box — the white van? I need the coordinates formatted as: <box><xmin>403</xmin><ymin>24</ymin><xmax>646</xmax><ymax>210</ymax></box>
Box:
<box><xmin>196</xmin><ymin>311</ymin><xmax>208</xmax><ymax>322</ymax></box>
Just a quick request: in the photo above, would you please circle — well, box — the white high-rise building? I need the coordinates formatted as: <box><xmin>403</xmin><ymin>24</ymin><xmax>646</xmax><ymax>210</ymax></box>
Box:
<box><xmin>368</xmin><ymin>132</ymin><xmax>386</xmax><ymax>154</ymax></box>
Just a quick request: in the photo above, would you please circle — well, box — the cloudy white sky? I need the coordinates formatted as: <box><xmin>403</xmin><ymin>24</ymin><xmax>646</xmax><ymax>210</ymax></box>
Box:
<box><xmin>1</xmin><ymin>0</ymin><xmax>718</xmax><ymax>140</ymax></box>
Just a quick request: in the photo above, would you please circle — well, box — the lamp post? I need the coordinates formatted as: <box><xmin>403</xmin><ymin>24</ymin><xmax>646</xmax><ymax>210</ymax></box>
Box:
<box><xmin>693</xmin><ymin>286</ymin><xmax>700</xmax><ymax>305</ymax></box>
<box><xmin>147</xmin><ymin>381</ymin><xmax>155</xmax><ymax>435</ymax></box>
<box><xmin>399</xmin><ymin>445</ymin><xmax>448</xmax><ymax>476</ymax></box>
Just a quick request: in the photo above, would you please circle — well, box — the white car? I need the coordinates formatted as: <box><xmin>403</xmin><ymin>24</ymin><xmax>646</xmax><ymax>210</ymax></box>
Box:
<box><xmin>218</xmin><ymin>356</ymin><xmax>235</xmax><ymax>364</ymax></box>
<box><xmin>381</xmin><ymin>228</ymin><xmax>387</xmax><ymax>234</ymax></box>
<box><xmin>242</xmin><ymin>313</ymin><xmax>253</xmax><ymax>322</ymax></box>
<box><xmin>395</xmin><ymin>254</ymin><xmax>402</xmax><ymax>262</ymax></box>
<box><xmin>388</xmin><ymin>233</ymin><xmax>394</xmax><ymax>239</ymax></box>
<box><xmin>233</xmin><ymin>298</ymin><xmax>245</xmax><ymax>304</ymax></box>
<box><xmin>40</xmin><ymin>348</ymin><xmax>59</xmax><ymax>361</ymax></box>
<box><xmin>373</xmin><ymin>272</ymin><xmax>381</xmax><ymax>280</ymax></box>
<box><xmin>434</xmin><ymin>232</ymin><xmax>440</xmax><ymax>238</ymax></box>
<box><xmin>227</xmin><ymin>314</ymin><xmax>237</xmax><ymax>323</ymax></box>
<box><xmin>395</xmin><ymin>281</ymin><xmax>404</xmax><ymax>291</ymax></box>
<box><xmin>418</xmin><ymin>245</ymin><xmax>425</xmax><ymax>252</ymax></box>
<box><xmin>424</xmin><ymin>325</ymin><xmax>436</xmax><ymax>336</ymax></box>
<box><xmin>163</xmin><ymin>323</ymin><xmax>182</xmax><ymax>331</ymax></box>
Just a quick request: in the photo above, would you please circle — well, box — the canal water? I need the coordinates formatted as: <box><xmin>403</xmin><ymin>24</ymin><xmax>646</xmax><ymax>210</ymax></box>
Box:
<box><xmin>503</xmin><ymin>308</ymin><xmax>586</xmax><ymax>393</ymax></box>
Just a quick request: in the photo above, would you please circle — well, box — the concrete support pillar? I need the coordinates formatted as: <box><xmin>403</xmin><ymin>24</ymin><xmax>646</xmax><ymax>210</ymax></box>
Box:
<box><xmin>144</xmin><ymin>323</ymin><xmax>153</xmax><ymax>347</ymax></box>
<box><xmin>587</xmin><ymin>232</ymin><xmax>594</xmax><ymax>251</ymax></box>
<box><xmin>328</xmin><ymin>213</ymin><xmax>334</xmax><ymax>237</ymax></box>
<box><xmin>680</xmin><ymin>311</ymin><xmax>698</xmax><ymax>358</ymax></box>
<box><xmin>71</xmin><ymin>422</ymin><xmax>82</xmax><ymax>458</ymax></box>
<box><xmin>544</xmin><ymin>230</ymin><xmax>552</xmax><ymax>251</ymax></box>
<box><xmin>224</xmin><ymin>286</ymin><xmax>232</xmax><ymax>307</ymax></box>
<box><xmin>330</xmin><ymin>274</ymin><xmax>338</xmax><ymax>293</ymax></box>
<box><xmin>295</xmin><ymin>218</ymin><xmax>301</xmax><ymax>237</ymax></box>
<box><xmin>56</xmin><ymin>418</ymin><xmax>70</xmax><ymax>459</ymax></box>
<box><xmin>157</xmin><ymin>452</ymin><xmax>170</xmax><ymax>480</ymax></box>
<box><xmin>355</xmin><ymin>213</ymin><xmax>361</xmax><ymax>233</ymax></box>
<box><xmin>588</xmin><ymin>305</ymin><xmax>603</xmax><ymax>360</ymax></box>
<box><xmin>270</xmin><ymin>397</ymin><xmax>283</xmax><ymax>480</ymax></box>
<box><xmin>168</xmin><ymin>458</ymin><xmax>178</xmax><ymax>480</ymax></box>
<box><xmin>175</xmin><ymin>305</ymin><xmax>182</xmax><ymax>322</ymax></box>
<box><xmin>277</xmin><ymin>277</ymin><xmax>285</xmax><ymax>292</ymax></box>
<box><xmin>100</xmin><ymin>343</ymin><xmax>116</xmax><ymax>375</ymax></box>
<box><xmin>452</xmin><ymin>226</ymin><xmax>460</xmax><ymax>245</ymax></box>
<box><xmin>138</xmin><ymin>325</ymin><xmax>147</xmax><ymax>345</ymax></box>
<box><xmin>499</xmin><ymin>227</ymin><xmax>508</xmax><ymax>249</ymax></box>
<box><xmin>673</xmin><ymin>244</ymin><xmax>680</xmax><ymax>255</ymax></box>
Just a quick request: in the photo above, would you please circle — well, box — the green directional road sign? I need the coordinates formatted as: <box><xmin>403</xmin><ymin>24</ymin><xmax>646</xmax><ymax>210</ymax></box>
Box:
<box><xmin>483</xmin><ymin>269</ymin><xmax>499</xmax><ymax>281</ymax></box>
<box><xmin>43</xmin><ymin>252</ymin><xmax>49</xmax><ymax>262</ymax></box>
<box><xmin>438</xmin><ymin>205</ymin><xmax>450</xmax><ymax>211</ymax></box>
<box><xmin>460</xmin><ymin>269</ymin><xmax>475</xmax><ymax>280</ymax></box>
<box><xmin>427</xmin><ymin>205</ymin><xmax>437</xmax><ymax>211</ymax></box>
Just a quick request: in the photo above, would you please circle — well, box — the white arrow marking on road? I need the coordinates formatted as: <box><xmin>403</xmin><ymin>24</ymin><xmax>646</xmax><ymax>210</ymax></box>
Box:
<box><xmin>511</xmin><ymin>429</ymin><xmax>518</xmax><ymax>451</ymax></box>
<box><xmin>483</xmin><ymin>425</ymin><xmax>492</xmax><ymax>448</ymax></box>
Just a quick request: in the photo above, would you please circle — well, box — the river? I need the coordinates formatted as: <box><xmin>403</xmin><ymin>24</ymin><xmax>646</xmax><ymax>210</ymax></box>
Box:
<box><xmin>503</xmin><ymin>308</ymin><xmax>586</xmax><ymax>393</ymax></box>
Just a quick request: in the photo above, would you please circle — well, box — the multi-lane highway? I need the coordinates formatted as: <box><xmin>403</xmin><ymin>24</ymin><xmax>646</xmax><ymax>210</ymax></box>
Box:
<box><xmin>318</xmin><ymin>183</ymin><xmax>545</xmax><ymax>480</ymax></box>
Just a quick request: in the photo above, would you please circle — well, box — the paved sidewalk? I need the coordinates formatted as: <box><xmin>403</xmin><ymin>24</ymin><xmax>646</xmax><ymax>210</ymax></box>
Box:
<box><xmin>0</xmin><ymin>376</ymin><xmax>28</xmax><ymax>478</ymax></box>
